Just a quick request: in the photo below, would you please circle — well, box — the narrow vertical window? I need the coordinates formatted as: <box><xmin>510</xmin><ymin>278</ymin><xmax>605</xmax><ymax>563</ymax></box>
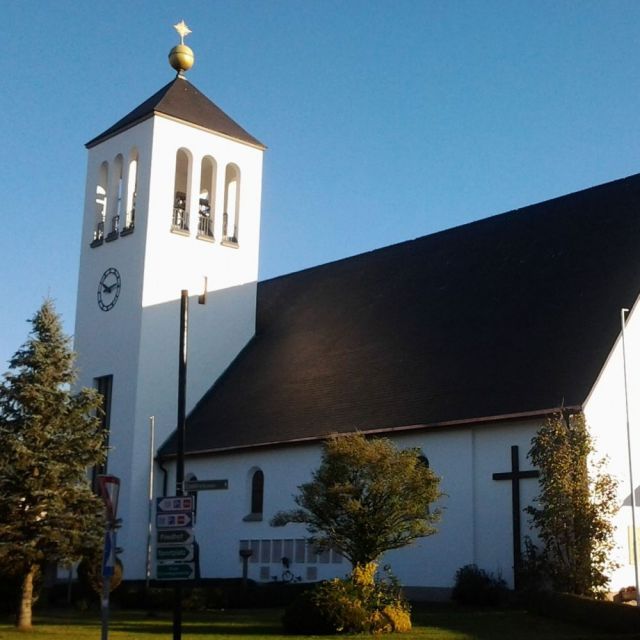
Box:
<box><xmin>172</xmin><ymin>149</ymin><xmax>190</xmax><ymax>233</ymax></box>
<box><xmin>91</xmin><ymin>162</ymin><xmax>109</xmax><ymax>247</ymax></box>
<box><xmin>243</xmin><ymin>468</ymin><xmax>264</xmax><ymax>521</ymax></box>
<box><xmin>251</xmin><ymin>469</ymin><xmax>264</xmax><ymax>514</ymax></box>
<box><xmin>106</xmin><ymin>155</ymin><xmax>123</xmax><ymax>241</ymax></box>
<box><xmin>197</xmin><ymin>156</ymin><xmax>216</xmax><ymax>240</ymax></box>
<box><xmin>223</xmin><ymin>163</ymin><xmax>240</xmax><ymax>245</ymax></box>
<box><xmin>123</xmin><ymin>148</ymin><xmax>138</xmax><ymax>234</ymax></box>
<box><xmin>92</xmin><ymin>375</ymin><xmax>113</xmax><ymax>486</ymax></box>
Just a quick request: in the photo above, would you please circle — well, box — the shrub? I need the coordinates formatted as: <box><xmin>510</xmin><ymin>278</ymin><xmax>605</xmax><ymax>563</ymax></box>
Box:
<box><xmin>451</xmin><ymin>564</ymin><xmax>508</xmax><ymax>606</ymax></box>
<box><xmin>380</xmin><ymin>603</ymin><xmax>412</xmax><ymax>633</ymax></box>
<box><xmin>282</xmin><ymin>562</ymin><xmax>411</xmax><ymax>634</ymax></box>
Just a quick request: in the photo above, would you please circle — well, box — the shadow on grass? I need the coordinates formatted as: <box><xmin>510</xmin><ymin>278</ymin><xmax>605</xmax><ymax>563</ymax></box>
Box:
<box><xmin>25</xmin><ymin>604</ymin><xmax>640</xmax><ymax>640</ymax></box>
<box><xmin>109</xmin><ymin>609</ymin><xmax>284</xmax><ymax>636</ymax></box>
<box><xmin>111</xmin><ymin>622</ymin><xmax>283</xmax><ymax>636</ymax></box>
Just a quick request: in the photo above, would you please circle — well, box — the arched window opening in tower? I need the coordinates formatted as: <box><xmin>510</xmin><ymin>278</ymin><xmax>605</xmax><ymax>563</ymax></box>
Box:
<box><xmin>106</xmin><ymin>154</ymin><xmax>123</xmax><ymax>242</ymax></box>
<box><xmin>197</xmin><ymin>156</ymin><xmax>216</xmax><ymax>240</ymax></box>
<box><xmin>172</xmin><ymin>148</ymin><xmax>191</xmax><ymax>234</ymax></box>
<box><xmin>222</xmin><ymin>163</ymin><xmax>240</xmax><ymax>245</ymax></box>
<box><xmin>91</xmin><ymin>162</ymin><xmax>109</xmax><ymax>247</ymax></box>
<box><xmin>122</xmin><ymin>148</ymin><xmax>138</xmax><ymax>235</ymax></box>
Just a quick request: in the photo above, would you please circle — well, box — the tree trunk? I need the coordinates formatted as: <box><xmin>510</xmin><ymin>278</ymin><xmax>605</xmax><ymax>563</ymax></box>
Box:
<box><xmin>17</xmin><ymin>565</ymin><xmax>36</xmax><ymax>630</ymax></box>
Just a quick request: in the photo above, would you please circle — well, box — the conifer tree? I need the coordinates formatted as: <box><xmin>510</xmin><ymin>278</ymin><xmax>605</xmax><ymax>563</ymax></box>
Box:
<box><xmin>526</xmin><ymin>411</ymin><xmax>618</xmax><ymax>597</ymax></box>
<box><xmin>0</xmin><ymin>300</ymin><xmax>106</xmax><ymax>629</ymax></box>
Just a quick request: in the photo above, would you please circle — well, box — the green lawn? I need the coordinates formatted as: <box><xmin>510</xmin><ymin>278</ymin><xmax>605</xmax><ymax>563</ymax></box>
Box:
<box><xmin>0</xmin><ymin>606</ymin><xmax>637</xmax><ymax>640</ymax></box>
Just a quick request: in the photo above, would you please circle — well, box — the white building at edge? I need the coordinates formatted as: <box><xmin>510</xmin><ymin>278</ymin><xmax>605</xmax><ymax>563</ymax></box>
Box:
<box><xmin>73</xmin><ymin>34</ymin><xmax>640</xmax><ymax>596</ymax></box>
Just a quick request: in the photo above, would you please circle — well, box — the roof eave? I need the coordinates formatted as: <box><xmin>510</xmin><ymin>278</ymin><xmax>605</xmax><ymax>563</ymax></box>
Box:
<box><xmin>86</xmin><ymin>110</ymin><xmax>266</xmax><ymax>151</ymax></box>
<box><xmin>85</xmin><ymin>112</ymin><xmax>154</xmax><ymax>149</ymax></box>
<box><xmin>157</xmin><ymin>404</ymin><xmax>581</xmax><ymax>461</ymax></box>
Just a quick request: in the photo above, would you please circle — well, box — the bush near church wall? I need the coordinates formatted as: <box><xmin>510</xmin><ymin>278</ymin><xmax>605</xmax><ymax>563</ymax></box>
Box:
<box><xmin>527</xmin><ymin>590</ymin><xmax>640</xmax><ymax>634</ymax></box>
<box><xmin>282</xmin><ymin>563</ymin><xmax>412</xmax><ymax>635</ymax></box>
<box><xmin>451</xmin><ymin>564</ymin><xmax>508</xmax><ymax>606</ymax></box>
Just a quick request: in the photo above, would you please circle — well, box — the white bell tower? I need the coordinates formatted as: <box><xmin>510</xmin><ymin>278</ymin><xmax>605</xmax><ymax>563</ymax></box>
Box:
<box><xmin>73</xmin><ymin>22</ymin><xmax>265</xmax><ymax>578</ymax></box>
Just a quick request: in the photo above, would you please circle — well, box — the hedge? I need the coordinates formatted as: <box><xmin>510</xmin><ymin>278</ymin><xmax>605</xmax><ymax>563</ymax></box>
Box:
<box><xmin>527</xmin><ymin>590</ymin><xmax>640</xmax><ymax>635</ymax></box>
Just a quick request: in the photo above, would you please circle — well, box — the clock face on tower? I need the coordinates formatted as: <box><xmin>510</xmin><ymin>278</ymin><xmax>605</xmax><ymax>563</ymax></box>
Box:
<box><xmin>97</xmin><ymin>267</ymin><xmax>121</xmax><ymax>311</ymax></box>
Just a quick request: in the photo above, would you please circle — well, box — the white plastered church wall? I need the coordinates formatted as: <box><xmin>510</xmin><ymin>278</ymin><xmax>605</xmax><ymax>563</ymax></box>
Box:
<box><xmin>176</xmin><ymin>419</ymin><xmax>540</xmax><ymax>590</ymax></box>
<box><xmin>584</xmin><ymin>302</ymin><xmax>640</xmax><ymax>591</ymax></box>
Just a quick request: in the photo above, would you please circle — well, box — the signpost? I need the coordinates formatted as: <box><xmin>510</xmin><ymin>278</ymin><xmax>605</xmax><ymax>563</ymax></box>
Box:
<box><xmin>157</xmin><ymin>497</ymin><xmax>193</xmax><ymax>512</ymax></box>
<box><xmin>157</xmin><ymin>563</ymin><xmax>195</xmax><ymax>580</ymax></box>
<box><xmin>155</xmin><ymin>496</ymin><xmax>195</xmax><ymax>582</ymax></box>
<box><xmin>158</xmin><ymin>529</ymin><xmax>194</xmax><ymax>545</ymax></box>
<box><xmin>97</xmin><ymin>475</ymin><xmax>120</xmax><ymax>640</ymax></box>
<box><xmin>157</xmin><ymin>545</ymin><xmax>195</xmax><ymax>562</ymax></box>
<box><xmin>184</xmin><ymin>479</ymin><xmax>228</xmax><ymax>492</ymax></box>
<box><xmin>157</xmin><ymin>512</ymin><xmax>192</xmax><ymax>528</ymax></box>
<box><xmin>154</xmin><ymin>482</ymin><xmax>230</xmax><ymax>584</ymax></box>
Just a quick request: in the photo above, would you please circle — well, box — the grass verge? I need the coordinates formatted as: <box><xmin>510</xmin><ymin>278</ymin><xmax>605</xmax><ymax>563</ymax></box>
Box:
<box><xmin>0</xmin><ymin>604</ymin><xmax>638</xmax><ymax>639</ymax></box>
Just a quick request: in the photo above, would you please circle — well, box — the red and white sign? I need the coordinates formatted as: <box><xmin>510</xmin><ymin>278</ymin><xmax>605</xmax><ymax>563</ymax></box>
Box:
<box><xmin>156</xmin><ymin>512</ymin><xmax>192</xmax><ymax>529</ymax></box>
<box><xmin>156</xmin><ymin>496</ymin><xmax>193</xmax><ymax>513</ymax></box>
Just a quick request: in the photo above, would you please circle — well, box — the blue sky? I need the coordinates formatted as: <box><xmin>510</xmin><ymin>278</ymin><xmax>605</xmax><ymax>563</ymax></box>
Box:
<box><xmin>2</xmin><ymin>0</ymin><xmax>640</xmax><ymax>369</ymax></box>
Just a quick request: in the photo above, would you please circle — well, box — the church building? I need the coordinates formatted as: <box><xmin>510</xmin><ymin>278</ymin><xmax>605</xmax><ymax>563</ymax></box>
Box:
<box><xmin>73</xmin><ymin>26</ymin><xmax>640</xmax><ymax>596</ymax></box>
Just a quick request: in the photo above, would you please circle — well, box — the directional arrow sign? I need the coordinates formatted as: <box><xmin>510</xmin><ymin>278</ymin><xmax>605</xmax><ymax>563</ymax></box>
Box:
<box><xmin>157</xmin><ymin>562</ymin><xmax>195</xmax><ymax>580</ymax></box>
<box><xmin>157</xmin><ymin>512</ymin><xmax>192</xmax><ymax>528</ymax></box>
<box><xmin>156</xmin><ymin>496</ymin><xmax>193</xmax><ymax>512</ymax></box>
<box><xmin>156</xmin><ymin>545</ymin><xmax>194</xmax><ymax>562</ymax></box>
<box><xmin>157</xmin><ymin>528</ymin><xmax>194</xmax><ymax>546</ymax></box>
<box><xmin>184</xmin><ymin>479</ymin><xmax>228</xmax><ymax>492</ymax></box>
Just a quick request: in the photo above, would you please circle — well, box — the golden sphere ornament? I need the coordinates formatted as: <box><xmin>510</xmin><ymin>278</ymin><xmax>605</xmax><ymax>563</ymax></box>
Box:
<box><xmin>169</xmin><ymin>44</ymin><xmax>195</xmax><ymax>73</ymax></box>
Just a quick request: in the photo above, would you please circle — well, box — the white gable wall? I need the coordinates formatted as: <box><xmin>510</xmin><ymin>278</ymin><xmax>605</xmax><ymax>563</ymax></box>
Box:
<box><xmin>584</xmin><ymin>302</ymin><xmax>640</xmax><ymax>591</ymax></box>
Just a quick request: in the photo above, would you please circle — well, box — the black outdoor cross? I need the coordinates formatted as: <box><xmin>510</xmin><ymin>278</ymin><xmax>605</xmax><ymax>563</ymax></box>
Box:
<box><xmin>492</xmin><ymin>445</ymin><xmax>539</xmax><ymax>590</ymax></box>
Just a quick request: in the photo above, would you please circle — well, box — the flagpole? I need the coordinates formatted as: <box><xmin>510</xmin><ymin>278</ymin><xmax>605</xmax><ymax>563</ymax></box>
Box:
<box><xmin>146</xmin><ymin>416</ymin><xmax>155</xmax><ymax>589</ymax></box>
<box><xmin>620</xmin><ymin>308</ymin><xmax>639</xmax><ymax>606</ymax></box>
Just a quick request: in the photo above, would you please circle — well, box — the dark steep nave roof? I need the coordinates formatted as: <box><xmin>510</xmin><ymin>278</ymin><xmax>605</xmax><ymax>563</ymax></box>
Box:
<box><xmin>160</xmin><ymin>172</ymin><xmax>640</xmax><ymax>457</ymax></box>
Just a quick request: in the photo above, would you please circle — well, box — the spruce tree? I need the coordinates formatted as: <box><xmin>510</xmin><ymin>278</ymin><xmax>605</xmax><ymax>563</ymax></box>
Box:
<box><xmin>0</xmin><ymin>300</ymin><xmax>106</xmax><ymax>629</ymax></box>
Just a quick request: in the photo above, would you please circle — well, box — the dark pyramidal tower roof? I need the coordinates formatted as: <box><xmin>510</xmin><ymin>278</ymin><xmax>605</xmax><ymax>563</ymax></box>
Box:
<box><xmin>159</xmin><ymin>172</ymin><xmax>640</xmax><ymax>458</ymax></box>
<box><xmin>86</xmin><ymin>76</ymin><xmax>264</xmax><ymax>149</ymax></box>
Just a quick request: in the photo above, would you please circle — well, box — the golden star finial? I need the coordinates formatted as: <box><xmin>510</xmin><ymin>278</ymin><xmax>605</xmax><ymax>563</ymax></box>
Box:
<box><xmin>173</xmin><ymin>20</ymin><xmax>192</xmax><ymax>45</ymax></box>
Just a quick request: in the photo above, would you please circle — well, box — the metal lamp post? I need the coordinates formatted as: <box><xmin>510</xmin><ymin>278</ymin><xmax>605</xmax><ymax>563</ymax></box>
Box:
<box><xmin>174</xmin><ymin>290</ymin><xmax>189</xmax><ymax>640</ymax></box>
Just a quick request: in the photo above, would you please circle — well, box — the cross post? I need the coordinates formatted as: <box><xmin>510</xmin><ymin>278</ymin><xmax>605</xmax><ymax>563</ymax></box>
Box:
<box><xmin>492</xmin><ymin>445</ymin><xmax>539</xmax><ymax>590</ymax></box>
